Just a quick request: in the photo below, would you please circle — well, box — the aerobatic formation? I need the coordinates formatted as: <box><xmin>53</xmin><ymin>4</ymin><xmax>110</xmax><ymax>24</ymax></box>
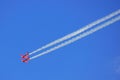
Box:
<box><xmin>20</xmin><ymin>9</ymin><xmax>120</xmax><ymax>63</ymax></box>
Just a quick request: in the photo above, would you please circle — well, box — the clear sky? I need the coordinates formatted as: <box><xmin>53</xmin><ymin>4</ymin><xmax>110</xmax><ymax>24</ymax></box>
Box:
<box><xmin>0</xmin><ymin>0</ymin><xmax>120</xmax><ymax>80</ymax></box>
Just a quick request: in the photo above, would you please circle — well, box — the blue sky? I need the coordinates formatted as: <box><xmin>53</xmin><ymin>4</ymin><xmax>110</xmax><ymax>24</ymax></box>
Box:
<box><xmin>0</xmin><ymin>0</ymin><xmax>120</xmax><ymax>80</ymax></box>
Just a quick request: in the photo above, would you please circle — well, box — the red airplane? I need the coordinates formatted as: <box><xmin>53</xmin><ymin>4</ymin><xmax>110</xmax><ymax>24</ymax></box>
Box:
<box><xmin>20</xmin><ymin>52</ymin><xmax>30</xmax><ymax>63</ymax></box>
<box><xmin>21</xmin><ymin>52</ymin><xmax>29</xmax><ymax>59</ymax></box>
<box><xmin>21</xmin><ymin>58</ymin><xmax>30</xmax><ymax>63</ymax></box>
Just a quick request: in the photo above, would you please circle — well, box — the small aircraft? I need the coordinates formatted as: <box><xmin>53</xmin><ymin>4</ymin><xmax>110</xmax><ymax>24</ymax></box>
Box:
<box><xmin>21</xmin><ymin>52</ymin><xmax>29</xmax><ymax>59</ymax></box>
<box><xmin>21</xmin><ymin>58</ymin><xmax>30</xmax><ymax>63</ymax></box>
<box><xmin>20</xmin><ymin>52</ymin><xmax>30</xmax><ymax>63</ymax></box>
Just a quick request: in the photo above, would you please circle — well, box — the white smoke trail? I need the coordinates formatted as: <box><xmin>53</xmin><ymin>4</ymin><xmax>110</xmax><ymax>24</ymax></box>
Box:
<box><xmin>30</xmin><ymin>15</ymin><xmax>120</xmax><ymax>60</ymax></box>
<box><xmin>29</xmin><ymin>9</ymin><xmax>120</xmax><ymax>55</ymax></box>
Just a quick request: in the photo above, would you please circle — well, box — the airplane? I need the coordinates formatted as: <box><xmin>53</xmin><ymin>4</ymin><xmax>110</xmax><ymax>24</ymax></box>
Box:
<box><xmin>20</xmin><ymin>52</ymin><xmax>29</xmax><ymax>59</ymax></box>
<box><xmin>21</xmin><ymin>58</ymin><xmax>30</xmax><ymax>63</ymax></box>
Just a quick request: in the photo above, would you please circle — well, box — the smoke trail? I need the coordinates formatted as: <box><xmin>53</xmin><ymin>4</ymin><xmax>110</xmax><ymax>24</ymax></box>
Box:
<box><xmin>29</xmin><ymin>9</ymin><xmax>120</xmax><ymax>55</ymax></box>
<box><xmin>30</xmin><ymin>15</ymin><xmax>120</xmax><ymax>60</ymax></box>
